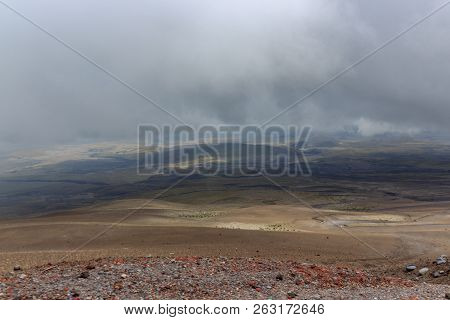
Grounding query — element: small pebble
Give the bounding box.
[405,264,416,272]
[71,290,80,298]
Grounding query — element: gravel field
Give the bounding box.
[1,257,449,300]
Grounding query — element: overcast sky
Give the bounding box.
[0,0,449,150]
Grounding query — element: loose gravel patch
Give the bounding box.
[0,257,448,300]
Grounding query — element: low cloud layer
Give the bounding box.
[1,0,449,150]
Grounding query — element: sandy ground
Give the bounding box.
[0,198,448,300]
[0,198,448,273]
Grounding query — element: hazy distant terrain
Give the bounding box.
[2,136,450,218]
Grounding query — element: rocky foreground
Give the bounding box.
[1,257,449,300]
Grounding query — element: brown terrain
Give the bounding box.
[0,198,449,299]
[0,141,449,299]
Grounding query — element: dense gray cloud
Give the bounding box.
[0,0,449,151]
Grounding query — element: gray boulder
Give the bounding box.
[418,267,429,275]
[405,264,416,272]
[432,271,441,278]
[436,255,447,265]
